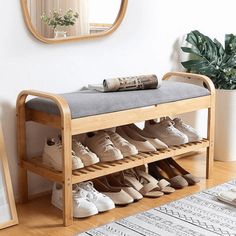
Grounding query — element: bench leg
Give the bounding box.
[17,101,29,203]
[62,128,73,226]
[206,104,215,179]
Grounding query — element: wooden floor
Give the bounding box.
[2,152,236,236]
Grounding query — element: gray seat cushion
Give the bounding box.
[26,81,210,119]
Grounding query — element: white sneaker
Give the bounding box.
[144,120,188,146]
[51,183,98,218]
[84,131,123,162]
[127,124,168,150]
[72,139,99,166]
[77,181,115,212]
[116,126,156,152]
[173,118,202,142]
[106,131,138,157]
[42,137,84,171]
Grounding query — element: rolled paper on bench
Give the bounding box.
[103,74,161,92]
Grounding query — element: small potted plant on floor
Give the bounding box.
[181,30,236,161]
[41,8,79,38]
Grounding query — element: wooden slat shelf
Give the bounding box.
[23,139,209,184]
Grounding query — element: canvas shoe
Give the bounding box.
[116,126,156,152]
[51,183,98,218]
[72,139,99,166]
[127,123,168,150]
[42,137,84,171]
[77,181,115,212]
[144,120,188,146]
[172,118,202,142]
[106,131,138,157]
[84,131,123,162]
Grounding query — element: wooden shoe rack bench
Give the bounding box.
[16,71,215,226]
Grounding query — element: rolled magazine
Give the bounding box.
[88,74,162,92]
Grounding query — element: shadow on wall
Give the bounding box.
[169,35,203,131]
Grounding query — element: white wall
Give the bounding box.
[1,0,235,199]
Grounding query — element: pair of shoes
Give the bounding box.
[218,187,236,206]
[148,158,200,189]
[42,136,99,171]
[117,125,167,153]
[122,169,164,198]
[84,130,138,162]
[43,137,84,171]
[51,181,115,218]
[92,176,135,205]
[144,117,201,146]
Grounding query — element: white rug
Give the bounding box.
[77,180,236,236]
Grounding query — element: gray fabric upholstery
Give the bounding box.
[26,81,210,119]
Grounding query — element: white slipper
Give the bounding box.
[217,190,236,206]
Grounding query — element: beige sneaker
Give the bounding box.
[42,137,84,171]
[84,131,123,162]
[116,126,156,152]
[127,124,168,150]
[144,120,188,146]
[106,131,138,157]
[72,139,99,166]
[172,118,202,142]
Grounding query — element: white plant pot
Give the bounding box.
[215,89,236,161]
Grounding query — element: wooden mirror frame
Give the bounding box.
[0,124,18,229]
[20,0,128,44]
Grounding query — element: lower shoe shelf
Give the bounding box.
[22,139,209,184]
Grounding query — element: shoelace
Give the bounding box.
[110,132,129,145]
[97,134,115,151]
[74,140,90,154]
[73,188,89,204]
[78,181,103,200]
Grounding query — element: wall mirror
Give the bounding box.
[21,0,128,43]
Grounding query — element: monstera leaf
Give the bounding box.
[181,30,236,89]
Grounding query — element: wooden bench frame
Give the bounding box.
[16,71,215,226]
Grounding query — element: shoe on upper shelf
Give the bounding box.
[127,123,168,150]
[171,117,202,142]
[42,137,84,171]
[144,120,188,146]
[51,183,98,218]
[84,131,123,162]
[93,177,134,205]
[106,130,138,157]
[116,126,156,153]
[72,139,99,166]
[76,181,115,212]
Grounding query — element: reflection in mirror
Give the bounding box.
[26,0,122,40]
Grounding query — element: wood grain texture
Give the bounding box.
[1,152,236,236]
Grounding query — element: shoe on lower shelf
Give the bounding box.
[144,119,188,146]
[76,181,115,212]
[107,130,138,157]
[84,131,123,162]
[108,172,143,201]
[72,139,99,166]
[42,137,84,171]
[92,177,134,205]
[127,123,168,150]
[51,183,98,218]
[116,126,156,153]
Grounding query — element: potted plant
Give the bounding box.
[181,30,236,161]
[41,9,79,38]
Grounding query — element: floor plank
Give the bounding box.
[2,151,236,236]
